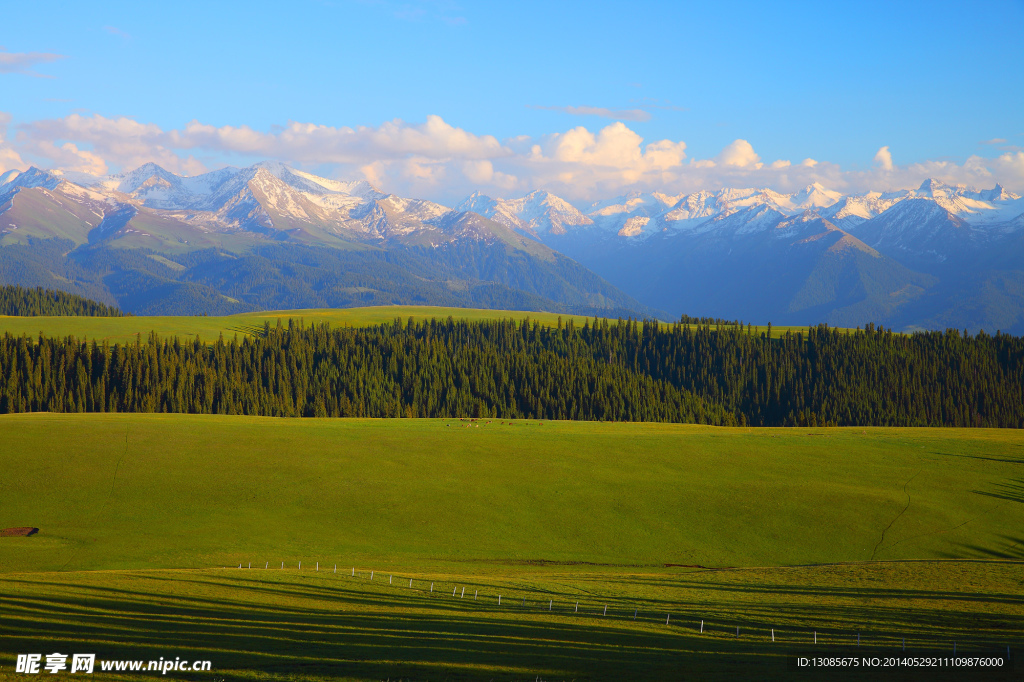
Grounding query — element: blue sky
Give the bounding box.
[2,0,1023,202]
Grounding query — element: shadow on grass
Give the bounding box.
[949,536,1024,560]
[933,450,1024,465]
[1,569,1022,681]
[974,478,1024,505]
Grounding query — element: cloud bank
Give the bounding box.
[2,112,1023,203]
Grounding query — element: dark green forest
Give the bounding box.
[1,317,1022,427]
[0,285,124,317]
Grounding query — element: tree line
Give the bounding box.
[0,285,124,317]
[0,317,1021,427]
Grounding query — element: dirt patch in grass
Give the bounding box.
[1,527,38,537]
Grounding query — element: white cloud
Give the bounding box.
[8,113,1024,202]
[167,115,506,163]
[29,140,107,175]
[104,26,132,40]
[18,113,205,176]
[0,48,65,78]
[874,145,893,171]
[0,146,26,173]
[990,151,1024,186]
[0,112,27,172]
[528,105,652,122]
[487,122,690,196]
[716,139,761,168]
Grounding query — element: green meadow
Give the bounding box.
[0,307,602,346]
[0,305,826,345]
[0,304,1014,680]
[1,413,1022,680]
[2,415,1023,571]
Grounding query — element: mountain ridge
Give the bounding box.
[3,162,1023,331]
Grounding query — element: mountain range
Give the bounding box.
[2,162,1022,332]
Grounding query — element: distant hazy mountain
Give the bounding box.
[462,179,1024,332]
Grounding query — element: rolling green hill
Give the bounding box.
[1,414,1021,680]
[2,414,1021,572]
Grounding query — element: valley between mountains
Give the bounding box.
[2,161,1022,332]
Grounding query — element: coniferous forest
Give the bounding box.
[0,285,124,317]
[1,317,1022,427]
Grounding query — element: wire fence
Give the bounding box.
[227,560,1019,662]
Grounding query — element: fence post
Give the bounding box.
[603,605,607,616]
[700,620,703,633]
[772,629,775,642]
[667,614,671,625]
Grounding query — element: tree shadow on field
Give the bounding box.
[973,478,1024,505]
[0,573,749,682]
[933,450,1024,465]
[0,570,1021,682]
[948,536,1024,560]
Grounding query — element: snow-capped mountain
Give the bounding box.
[459,179,1021,247]
[0,162,658,320]
[454,178,1023,332]
[3,161,1024,331]
[0,162,542,249]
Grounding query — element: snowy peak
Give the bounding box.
[456,189,594,237]
[0,167,64,194]
[114,162,180,194]
[915,178,948,197]
[849,197,976,262]
[790,182,843,209]
[455,191,500,218]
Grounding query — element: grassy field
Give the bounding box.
[1,414,1022,679]
[0,307,609,345]
[2,415,1023,571]
[2,562,1020,681]
[0,305,832,345]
